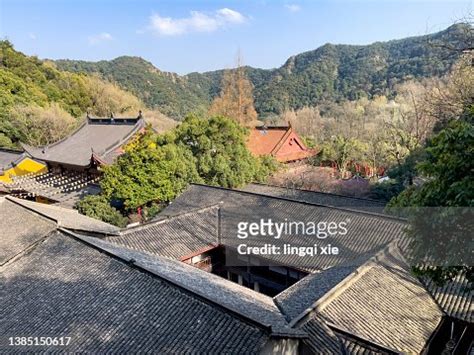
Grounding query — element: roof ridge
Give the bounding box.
[0,230,55,268]
[248,182,387,204]
[5,196,61,225]
[190,183,405,222]
[5,196,120,236]
[0,147,23,154]
[119,203,221,235]
[7,196,79,214]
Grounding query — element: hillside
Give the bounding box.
[0,41,172,148]
[55,24,472,119]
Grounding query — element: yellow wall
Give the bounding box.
[0,158,47,183]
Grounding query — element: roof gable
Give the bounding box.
[247,126,289,156]
[247,126,314,162]
[240,183,387,215]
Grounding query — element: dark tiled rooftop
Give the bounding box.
[336,332,394,355]
[6,196,119,235]
[158,184,406,272]
[314,247,443,354]
[107,206,218,260]
[0,197,55,265]
[1,231,270,353]
[300,315,343,354]
[422,273,473,323]
[275,264,362,321]
[22,117,144,167]
[240,183,387,214]
[76,232,302,336]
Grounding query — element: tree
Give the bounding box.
[164,114,278,187]
[9,103,78,146]
[209,55,258,126]
[0,133,13,148]
[317,136,367,178]
[84,75,142,117]
[388,108,474,288]
[76,195,128,227]
[101,140,202,210]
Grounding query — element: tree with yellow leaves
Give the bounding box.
[209,55,258,126]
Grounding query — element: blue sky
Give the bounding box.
[0,0,471,74]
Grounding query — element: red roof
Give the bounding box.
[247,125,315,163]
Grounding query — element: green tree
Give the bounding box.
[166,114,277,187]
[101,141,202,210]
[389,108,473,288]
[76,195,128,227]
[317,135,367,177]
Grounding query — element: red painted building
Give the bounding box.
[247,124,315,163]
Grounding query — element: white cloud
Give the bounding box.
[28,33,37,40]
[149,8,247,36]
[285,4,301,12]
[88,32,113,45]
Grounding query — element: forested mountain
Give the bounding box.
[0,41,172,148]
[55,24,472,119]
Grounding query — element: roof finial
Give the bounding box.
[138,110,143,119]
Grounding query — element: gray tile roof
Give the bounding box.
[5,196,119,235]
[0,197,56,265]
[0,148,24,172]
[158,184,406,272]
[422,273,473,323]
[22,117,144,167]
[1,231,270,353]
[75,232,303,337]
[336,332,394,355]
[107,206,218,260]
[300,315,344,354]
[240,183,387,214]
[311,247,443,354]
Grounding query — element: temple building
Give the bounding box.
[3,113,144,205]
[21,113,145,173]
[247,123,315,163]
